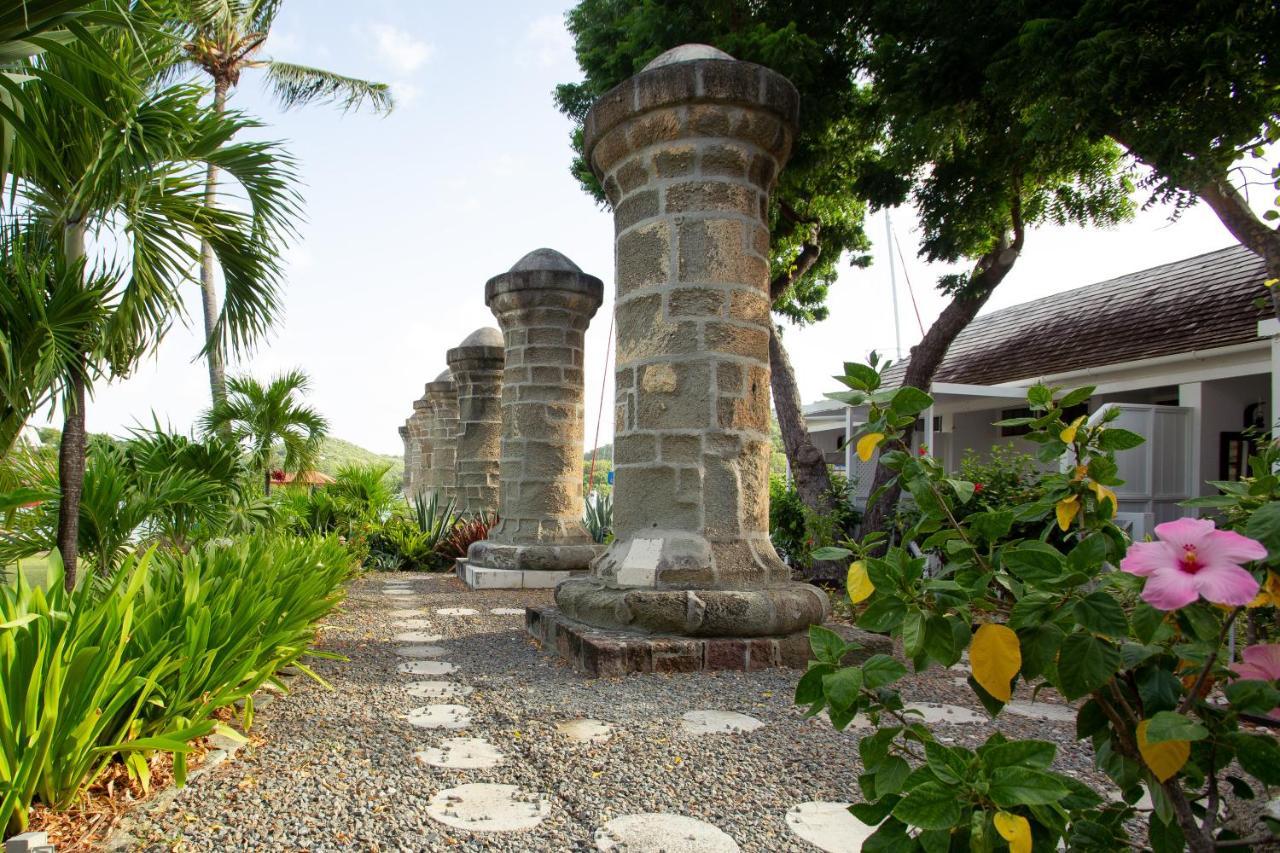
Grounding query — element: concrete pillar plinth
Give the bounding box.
[553,44,828,640]
[447,329,504,516]
[466,249,604,582]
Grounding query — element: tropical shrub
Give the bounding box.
[0,533,351,835]
[584,490,612,544]
[436,513,497,562]
[769,472,860,569]
[803,362,1280,852]
[367,493,459,572]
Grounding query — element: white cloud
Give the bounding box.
[391,80,421,107]
[370,24,433,75]
[524,14,573,69]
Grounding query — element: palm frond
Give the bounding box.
[262,60,393,114]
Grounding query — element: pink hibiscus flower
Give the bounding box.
[1120,518,1264,611]
[1230,644,1280,720]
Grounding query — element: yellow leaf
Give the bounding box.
[1248,571,1280,608]
[1055,495,1079,532]
[994,812,1032,853]
[1060,415,1086,444]
[856,432,885,462]
[1089,481,1118,515]
[847,560,875,604]
[1137,719,1189,782]
[1266,277,1279,288]
[970,623,1021,702]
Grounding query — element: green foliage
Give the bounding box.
[769,472,862,568]
[0,533,351,835]
[314,436,403,489]
[436,513,496,563]
[803,358,1280,850]
[583,490,612,544]
[367,492,458,572]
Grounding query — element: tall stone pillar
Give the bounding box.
[446,329,504,516]
[398,424,412,496]
[422,369,459,504]
[464,249,604,588]
[551,44,828,652]
[408,395,432,498]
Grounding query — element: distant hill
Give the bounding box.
[583,443,613,462]
[314,436,404,485]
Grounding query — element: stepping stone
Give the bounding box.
[491,608,524,616]
[396,644,448,659]
[398,660,457,676]
[680,710,764,736]
[903,703,985,725]
[394,631,444,643]
[556,719,614,744]
[406,680,473,701]
[595,813,739,852]
[426,783,550,832]
[785,802,877,852]
[436,607,479,616]
[407,704,472,730]
[416,737,504,769]
[391,609,425,618]
[396,619,436,630]
[1003,700,1076,724]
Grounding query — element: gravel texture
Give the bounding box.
[122,572,1113,851]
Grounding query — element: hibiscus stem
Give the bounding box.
[1178,607,1243,716]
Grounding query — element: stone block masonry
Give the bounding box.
[447,329,504,516]
[422,369,459,505]
[554,44,828,639]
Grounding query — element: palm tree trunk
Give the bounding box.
[56,220,87,590]
[201,79,230,431]
[264,465,272,496]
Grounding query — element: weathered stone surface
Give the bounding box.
[785,802,876,853]
[594,813,739,852]
[421,369,459,504]
[557,45,825,639]
[425,784,550,833]
[447,329,504,516]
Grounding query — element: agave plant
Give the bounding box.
[584,490,613,544]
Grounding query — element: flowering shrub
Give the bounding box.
[802,358,1280,852]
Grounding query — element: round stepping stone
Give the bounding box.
[394,631,445,643]
[1003,700,1077,724]
[491,607,524,616]
[785,802,877,853]
[595,813,739,852]
[556,719,614,744]
[396,644,448,659]
[426,783,550,832]
[680,710,765,735]
[436,607,479,616]
[390,609,425,618]
[416,737,504,769]
[398,660,457,676]
[406,680,473,701]
[904,702,985,725]
[396,619,436,630]
[407,704,471,730]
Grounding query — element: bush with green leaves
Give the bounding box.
[770,472,861,569]
[584,490,612,544]
[367,492,459,572]
[0,533,351,835]
[804,360,1280,852]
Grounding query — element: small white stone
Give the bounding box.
[406,680,473,701]
[396,619,435,630]
[416,737,504,769]
[785,802,877,853]
[491,607,525,616]
[398,660,457,676]
[406,704,471,730]
[595,813,739,852]
[396,644,447,659]
[1003,700,1077,724]
[556,719,614,744]
[425,783,550,832]
[680,710,764,735]
[903,703,986,725]
[394,631,444,643]
[436,607,479,616]
[390,609,425,618]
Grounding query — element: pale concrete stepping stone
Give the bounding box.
[785,802,877,852]
[416,737,504,769]
[396,619,436,630]
[396,644,448,659]
[391,609,425,618]
[556,719,614,744]
[426,783,550,832]
[407,704,471,730]
[904,702,985,725]
[1003,700,1076,724]
[436,607,479,616]
[406,680,473,701]
[680,710,764,735]
[491,607,524,616]
[595,813,739,852]
[394,631,444,643]
[398,660,457,676]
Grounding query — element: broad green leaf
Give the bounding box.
[1055,633,1121,700]
[1142,711,1208,744]
[1097,428,1145,451]
[822,667,863,712]
[809,625,846,664]
[890,386,933,417]
[1072,591,1128,638]
[988,767,1069,805]
[892,780,962,830]
[862,654,907,689]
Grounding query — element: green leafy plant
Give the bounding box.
[584,490,612,544]
[436,513,496,563]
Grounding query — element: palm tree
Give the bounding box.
[202,370,328,495]
[168,0,393,415]
[2,28,301,588]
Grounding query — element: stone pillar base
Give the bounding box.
[525,606,816,676]
[457,560,584,590]
[467,540,601,573]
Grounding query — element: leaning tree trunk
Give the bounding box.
[1195,177,1280,317]
[56,221,88,591]
[200,79,231,435]
[860,236,1022,544]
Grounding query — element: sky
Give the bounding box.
[58,0,1274,456]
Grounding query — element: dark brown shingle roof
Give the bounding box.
[882,246,1268,387]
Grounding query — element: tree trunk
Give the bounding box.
[1196,177,1280,316]
[201,79,231,433]
[860,237,1022,542]
[56,221,88,591]
[264,465,272,496]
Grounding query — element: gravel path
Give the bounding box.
[122,572,1108,852]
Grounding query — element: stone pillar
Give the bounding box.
[398,424,411,496]
[554,44,828,640]
[465,249,604,584]
[446,329,504,516]
[422,369,459,504]
[408,395,432,498]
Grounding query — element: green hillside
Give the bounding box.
[314,436,404,485]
